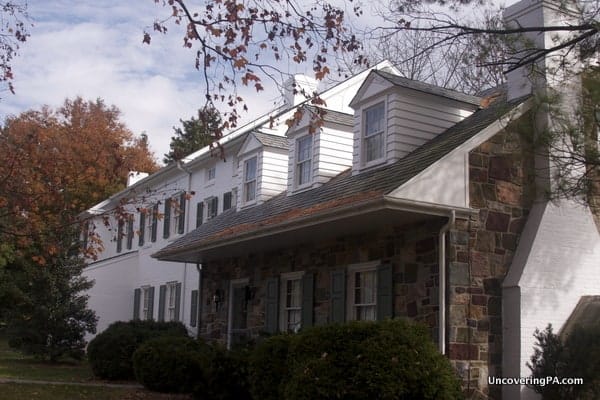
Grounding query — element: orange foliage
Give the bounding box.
[0,97,158,262]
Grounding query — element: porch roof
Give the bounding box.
[153,93,526,263]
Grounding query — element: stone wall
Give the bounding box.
[198,220,445,344]
[448,122,535,399]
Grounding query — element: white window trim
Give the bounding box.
[361,100,387,168]
[206,196,218,220]
[206,166,216,182]
[346,261,379,321]
[242,156,258,206]
[166,281,178,322]
[295,135,313,190]
[170,197,181,236]
[142,286,152,321]
[279,271,305,333]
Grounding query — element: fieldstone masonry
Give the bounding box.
[448,123,535,399]
[197,121,534,400]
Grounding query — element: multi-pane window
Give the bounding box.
[280,272,303,333]
[363,102,385,163]
[166,282,177,321]
[207,166,216,181]
[296,135,312,187]
[207,197,218,219]
[146,207,154,243]
[223,191,233,211]
[142,287,152,320]
[244,157,257,203]
[350,268,377,321]
[126,215,134,250]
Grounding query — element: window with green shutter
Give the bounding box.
[138,211,145,246]
[190,290,199,327]
[163,198,171,239]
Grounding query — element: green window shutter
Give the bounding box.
[126,216,134,250]
[147,286,155,320]
[174,283,182,321]
[196,202,204,228]
[301,273,314,329]
[151,204,158,242]
[377,264,394,321]
[158,285,166,322]
[178,193,186,234]
[264,277,279,334]
[133,288,141,320]
[190,290,198,327]
[330,269,346,324]
[163,198,171,239]
[138,212,145,246]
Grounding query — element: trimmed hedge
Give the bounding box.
[249,334,295,400]
[283,319,462,400]
[87,320,189,380]
[133,336,205,393]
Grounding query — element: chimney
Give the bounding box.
[503,0,581,101]
[284,74,319,107]
[127,171,149,187]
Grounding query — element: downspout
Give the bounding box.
[176,161,193,326]
[439,210,455,354]
[196,263,203,339]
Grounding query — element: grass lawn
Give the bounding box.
[0,337,192,399]
[0,336,94,382]
[1,383,192,400]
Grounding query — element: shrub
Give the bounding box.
[283,319,462,400]
[193,344,252,400]
[249,334,296,400]
[529,323,600,399]
[133,336,205,393]
[87,320,189,380]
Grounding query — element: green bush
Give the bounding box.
[283,319,462,400]
[133,336,205,393]
[529,323,600,399]
[193,344,252,400]
[87,320,189,380]
[249,334,296,400]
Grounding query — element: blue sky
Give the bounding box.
[0,1,286,162]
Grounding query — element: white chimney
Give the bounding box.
[503,0,581,101]
[283,74,319,107]
[127,171,149,187]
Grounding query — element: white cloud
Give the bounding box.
[0,0,281,163]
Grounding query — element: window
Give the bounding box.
[207,197,218,219]
[145,206,154,243]
[223,191,233,211]
[363,102,385,163]
[149,204,158,242]
[116,218,124,253]
[350,268,377,321]
[296,135,312,187]
[126,214,134,250]
[142,286,152,320]
[207,166,216,181]
[196,202,204,228]
[166,282,178,321]
[280,272,303,333]
[243,156,257,203]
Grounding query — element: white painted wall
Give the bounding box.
[503,201,600,400]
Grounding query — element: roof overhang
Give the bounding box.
[154,196,476,264]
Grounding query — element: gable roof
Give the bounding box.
[153,93,528,263]
[253,131,289,149]
[350,70,482,108]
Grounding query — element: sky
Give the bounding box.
[0,1,287,163]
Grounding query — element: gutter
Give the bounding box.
[155,194,476,262]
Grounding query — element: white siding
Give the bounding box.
[260,148,288,201]
[314,126,353,184]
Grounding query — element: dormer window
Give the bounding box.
[296,135,312,187]
[363,102,385,164]
[243,156,257,203]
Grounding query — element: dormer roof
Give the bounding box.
[349,70,481,109]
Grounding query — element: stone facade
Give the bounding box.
[197,120,535,400]
[448,122,535,399]
[199,220,445,343]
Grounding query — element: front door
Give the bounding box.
[228,280,248,348]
